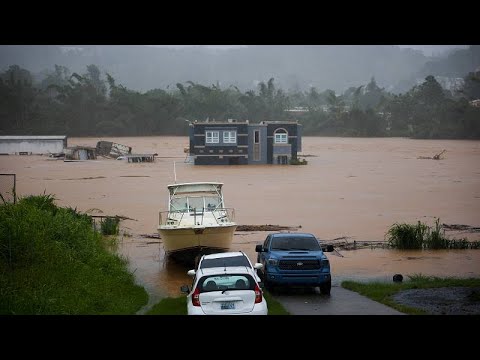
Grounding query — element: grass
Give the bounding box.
[0,194,148,314]
[386,218,480,249]
[146,289,290,315]
[147,296,188,315]
[342,274,480,315]
[263,290,290,315]
[100,216,120,235]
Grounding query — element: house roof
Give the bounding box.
[0,136,67,140]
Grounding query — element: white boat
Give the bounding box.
[158,182,237,258]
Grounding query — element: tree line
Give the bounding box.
[0,64,479,138]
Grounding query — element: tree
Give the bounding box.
[0,66,37,132]
[458,71,480,100]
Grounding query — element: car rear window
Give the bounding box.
[200,255,250,268]
[199,274,255,292]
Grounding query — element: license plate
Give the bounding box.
[221,302,235,310]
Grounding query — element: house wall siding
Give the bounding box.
[266,123,299,164]
[192,123,249,165]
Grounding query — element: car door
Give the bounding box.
[257,235,271,265]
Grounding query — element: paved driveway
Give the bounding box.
[271,285,404,315]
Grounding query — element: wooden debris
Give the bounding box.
[418,149,446,160]
[322,238,387,250]
[442,224,480,232]
[235,224,301,231]
[141,233,161,239]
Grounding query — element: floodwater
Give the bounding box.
[2,136,480,307]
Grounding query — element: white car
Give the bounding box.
[180,266,268,315]
[190,251,264,285]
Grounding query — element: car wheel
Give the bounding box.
[320,280,331,295]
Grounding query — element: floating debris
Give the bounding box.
[96,141,132,158]
[117,154,157,163]
[418,149,446,160]
[236,224,301,231]
[141,233,161,239]
[442,223,480,232]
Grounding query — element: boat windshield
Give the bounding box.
[270,236,321,251]
[170,195,222,212]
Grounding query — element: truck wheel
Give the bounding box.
[320,280,331,295]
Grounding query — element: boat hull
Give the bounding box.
[158,224,237,255]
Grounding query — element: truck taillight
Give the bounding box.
[254,284,263,304]
[192,287,201,307]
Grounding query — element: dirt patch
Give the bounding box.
[392,287,480,315]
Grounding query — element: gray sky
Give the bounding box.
[149,45,469,56]
[397,45,469,55]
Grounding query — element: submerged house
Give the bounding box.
[64,146,96,161]
[189,120,302,165]
[96,141,132,158]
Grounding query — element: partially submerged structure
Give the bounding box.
[0,135,67,155]
[118,154,156,163]
[64,146,97,161]
[96,141,132,158]
[188,120,302,165]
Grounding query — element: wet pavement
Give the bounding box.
[271,285,404,315]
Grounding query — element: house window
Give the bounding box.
[253,130,261,161]
[254,130,260,144]
[223,130,237,144]
[274,128,288,144]
[206,131,220,144]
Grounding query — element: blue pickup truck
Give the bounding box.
[255,232,333,294]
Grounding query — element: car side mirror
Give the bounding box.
[255,245,264,252]
[180,285,190,294]
[187,269,196,276]
[254,263,263,270]
[322,244,334,252]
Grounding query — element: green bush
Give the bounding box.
[289,158,308,165]
[425,218,447,249]
[100,217,120,235]
[386,218,480,250]
[386,221,428,249]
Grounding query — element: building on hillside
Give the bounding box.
[470,99,480,108]
[188,119,302,165]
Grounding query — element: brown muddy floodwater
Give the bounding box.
[2,136,480,308]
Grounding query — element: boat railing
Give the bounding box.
[211,207,235,225]
[159,208,235,226]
